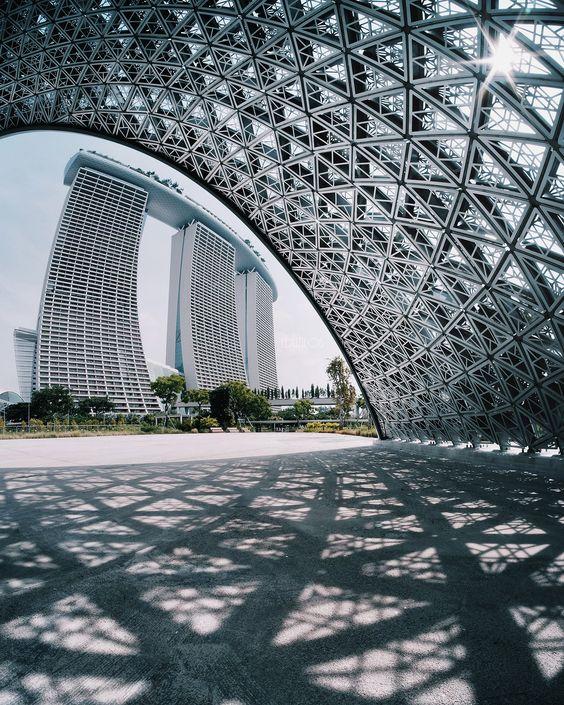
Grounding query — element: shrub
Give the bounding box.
[140,423,180,434]
[337,426,378,438]
[196,416,219,432]
[167,418,192,432]
[303,422,377,437]
[28,418,43,431]
[305,422,340,433]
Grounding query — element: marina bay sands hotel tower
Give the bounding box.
[15,151,277,413]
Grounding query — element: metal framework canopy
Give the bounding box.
[1,1,563,449]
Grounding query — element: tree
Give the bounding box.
[210,381,272,427]
[326,357,357,427]
[182,388,209,417]
[150,374,185,423]
[356,395,366,418]
[77,396,115,417]
[315,385,320,398]
[224,380,253,421]
[209,380,248,428]
[209,385,233,428]
[5,403,29,423]
[326,383,331,397]
[310,383,315,398]
[293,398,313,420]
[278,407,297,420]
[31,386,75,421]
[246,393,271,421]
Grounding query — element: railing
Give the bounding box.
[250,418,371,432]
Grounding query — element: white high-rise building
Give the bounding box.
[166,222,248,389]
[166,220,278,392]
[235,271,278,391]
[13,328,37,402]
[35,163,159,414]
[17,150,278,409]
[146,360,179,382]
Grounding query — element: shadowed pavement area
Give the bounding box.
[0,441,562,704]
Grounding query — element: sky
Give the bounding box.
[0,131,341,394]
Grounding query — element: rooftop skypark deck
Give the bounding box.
[64,150,278,300]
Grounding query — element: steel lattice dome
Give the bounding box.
[1,0,563,448]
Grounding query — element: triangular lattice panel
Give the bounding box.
[0,0,562,449]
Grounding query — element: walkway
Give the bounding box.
[0,440,562,704]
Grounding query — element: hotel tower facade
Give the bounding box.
[166,222,278,391]
[35,161,159,414]
[235,270,278,391]
[15,151,277,410]
[166,222,248,390]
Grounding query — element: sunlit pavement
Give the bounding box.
[0,439,562,705]
[0,431,373,468]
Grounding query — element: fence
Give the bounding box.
[250,418,371,432]
[2,422,143,435]
[1,417,371,436]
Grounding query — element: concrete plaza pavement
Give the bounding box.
[0,431,374,468]
[0,435,562,704]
